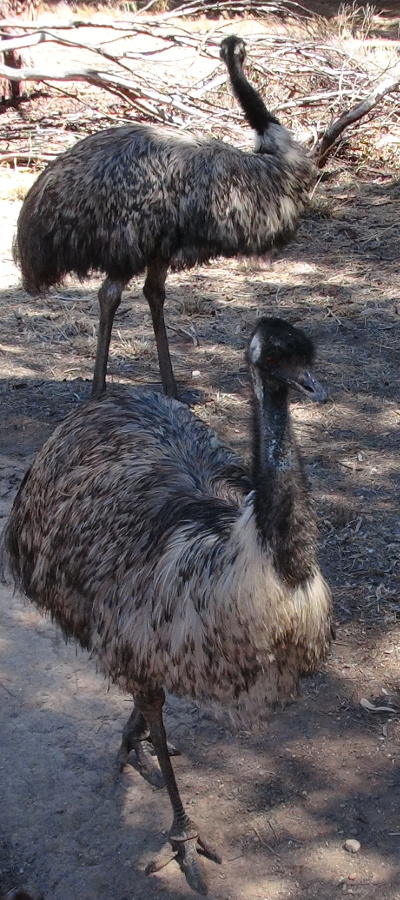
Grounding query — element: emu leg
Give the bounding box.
[143,261,178,399]
[116,705,164,788]
[117,704,180,783]
[136,688,221,896]
[92,277,126,397]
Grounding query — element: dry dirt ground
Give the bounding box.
[1,6,400,900]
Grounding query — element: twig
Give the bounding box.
[251,826,281,858]
[0,679,15,696]
[0,152,57,162]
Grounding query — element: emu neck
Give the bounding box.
[252,384,317,586]
[226,55,279,137]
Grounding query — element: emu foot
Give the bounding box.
[118,738,164,789]
[117,731,180,788]
[145,820,222,895]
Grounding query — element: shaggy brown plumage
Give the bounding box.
[3,317,332,895]
[14,36,314,399]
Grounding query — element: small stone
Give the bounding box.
[344,839,361,854]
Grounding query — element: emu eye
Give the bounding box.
[264,356,278,365]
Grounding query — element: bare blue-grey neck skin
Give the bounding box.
[247,319,326,586]
[220,35,280,139]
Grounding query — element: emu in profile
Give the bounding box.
[3,317,332,895]
[14,36,313,399]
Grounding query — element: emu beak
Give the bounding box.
[270,365,328,403]
[293,369,327,403]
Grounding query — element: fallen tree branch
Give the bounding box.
[0,151,57,162]
[315,72,400,166]
[0,61,168,115]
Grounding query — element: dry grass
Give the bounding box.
[0,169,36,201]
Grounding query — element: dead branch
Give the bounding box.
[0,151,57,162]
[315,73,400,166]
[0,61,174,117]
[0,1,292,32]
[2,9,400,172]
[0,59,236,128]
[0,30,137,74]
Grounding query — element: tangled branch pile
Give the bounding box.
[1,1,400,167]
